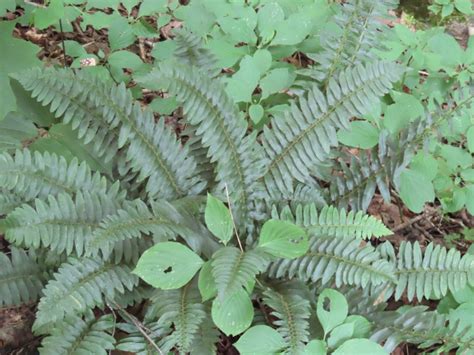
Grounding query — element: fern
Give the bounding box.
[262,61,404,197]
[311,0,397,82]
[39,312,116,355]
[146,284,207,353]
[3,192,120,256]
[268,236,395,288]
[392,241,474,301]
[15,68,205,200]
[0,149,117,201]
[34,258,138,329]
[0,190,22,215]
[138,64,266,232]
[263,283,311,354]
[0,247,47,307]
[116,322,168,355]
[211,247,268,299]
[272,204,392,239]
[370,306,474,354]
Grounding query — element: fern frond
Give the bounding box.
[268,237,395,288]
[15,68,205,200]
[139,64,266,233]
[174,28,220,77]
[272,204,391,239]
[370,306,474,353]
[0,190,22,215]
[39,312,116,355]
[4,192,120,256]
[190,318,219,355]
[0,247,47,307]
[211,247,268,299]
[263,283,311,354]
[0,149,117,202]
[116,322,168,355]
[87,199,217,260]
[34,258,138,329]
[262,61,404,196]
[393,241,474,301]
[311,0,397,82]
[147,284,207,354]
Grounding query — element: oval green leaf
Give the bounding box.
[205,193,234,245]
[234,325,286,355]
[257,219,308,259]
[211,288,254,336]
[198,260,217,302]
[317,289,348,336]
[333,339,387,355]
[133,242,203,290]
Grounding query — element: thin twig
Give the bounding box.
[59,20,67,67]
[224,183,244,252]
[109,300,164,355]
[392,210,438,233]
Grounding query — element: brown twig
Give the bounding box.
[224,183,244,252]
[391,210,439,233]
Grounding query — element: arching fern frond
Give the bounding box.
[4,192,120,256]
[262,283,311,354]
[87,199,218,260]
[0,149,117,202]
[211,247,268,299]
[311,0,397,82]
[138,64,267,233]
[262,61,404,197]
[370,306,474,354]
[271,204,391,239]
[39,312,116,355]
[146,284,207,354]
[268,237,395,288]
[34,258,138,330]
[116,322,168,355]
[392,241,474,301]
[15,68,205,200]
[0,190,22,215]
[0,247,47,307]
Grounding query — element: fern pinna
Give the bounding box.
[1,0,474,353]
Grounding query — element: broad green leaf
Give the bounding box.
[317,289,348,336]
[151,40,177,61]
[272,12,312,46]
[139,0,168,17]
[410,152,438,181]
[258,220,308,259]
[302,340,327,355]
[198,261,217,302]
[85,0,120,9]
[249,104,265,125]
[257,2,285,34]
[467,126,474,153]
[333,339,387,355]
[441,3,454,17]
[33,0,64,29]
[121,0,140,13]
[226,55,260,103]
[133,242,204,290]
[466,185,474,215]
[327,323,354,349]
[0,22,41,120]
[337,121,379,149]
[234,325,286,355]
[109,17,136,51]
[0,0,15,16]
[260,68,293,99]
[399,168,435,213]
[449,303,474,337]
[439,144,472,170]
[108,51,144,70]
[455,0,473,14]
[384,92,424,134]
[451,285,474,304]
[0,112,37,153]
[427,33,464,69]
[150,97,179,115]
[218,17,257,45]
[253,49,272,75]
[174,3,215,36]
[344,315,372,339]
[207,39,246,68]
[205,194,234,245]
[211,288,254,336]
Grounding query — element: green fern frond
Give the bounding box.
[146,284,207,354]
[190,318,219,355]
[15,68,205,200]
[3,192,120,256]
[34,258,138,330]
[138,64,266,232]
[393,241,474,301]
[263,284,311,354]
[0,149,117,202]
[115,322,168,355]
[0,190,22,215]
[268,237,395,287]
[370,306,474,354]
[262,61,404,196]
[0,247,47,307]
[211,247,268,299]
[39,312,116,355]
[311,0,397,82]
[87,199,217,260]
[174,28,220,77]
[272,204,391,239]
